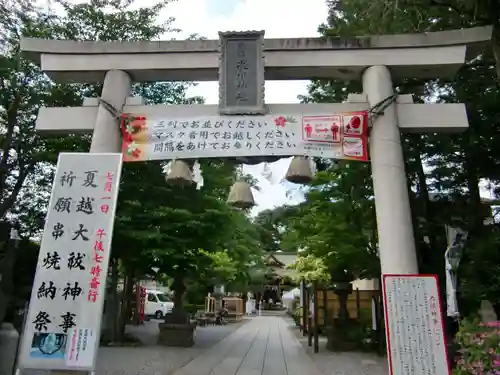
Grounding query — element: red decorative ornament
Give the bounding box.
[274,116,287,127]
[132,148,141,158]
[350,116,361,129]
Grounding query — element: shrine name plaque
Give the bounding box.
[218,31,265,115]
[382,274,450,375]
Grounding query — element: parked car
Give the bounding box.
[144,290,174,319]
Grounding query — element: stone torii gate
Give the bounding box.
[21,27,489,278]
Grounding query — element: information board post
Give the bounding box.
[382,274,451,375]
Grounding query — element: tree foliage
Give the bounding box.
[283,162,380,281]
[253,206,299,252]
[293,0,500,315]
[0,0,264,328]
[346,0,500,77]
[288,254,330,284]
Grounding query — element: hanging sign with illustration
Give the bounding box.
[120,111,369,162]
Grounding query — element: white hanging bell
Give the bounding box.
[285,156,313,184]
[166,160,193,186]
[227,180,255,209]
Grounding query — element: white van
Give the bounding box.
[144,290,174,319]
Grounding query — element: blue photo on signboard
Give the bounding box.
[29,332,67,359]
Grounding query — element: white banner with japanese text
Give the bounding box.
[120,112,369,162]
[382,275,450,375]
[18,153,122,371]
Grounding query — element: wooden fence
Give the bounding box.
[315,289,379,325]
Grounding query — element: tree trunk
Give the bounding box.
[415,151,433,238]
[162,274,190,325]
[464,140,483,234]
[414,149,445,272]
[491,9,500,80]
[172,274,186,311]
[100,259,119,343]
[116,267,134,342]
[0,237,17,325]
[104,259,119,342]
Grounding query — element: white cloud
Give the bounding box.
[166,0,327,39]
[244,158,307,216]
[165,0,328,104]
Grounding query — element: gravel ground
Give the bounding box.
[23,319,247,375]
[286,317,389,375]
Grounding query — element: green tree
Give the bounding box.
[311,0,500,315]
[356,0,500,77]
[254,205,300,252]
[182,211,265,303]
[0,0,88,325]
[282,162,380,282]
[288,254,330,284]
[0,0,206,330]
[220,210,266,291]
[0,0,86,226]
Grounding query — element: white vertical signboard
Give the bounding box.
[382,275,451,375]
[18,153,122,371]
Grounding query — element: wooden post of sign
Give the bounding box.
[308,284,313,347]
[323,289,328,327]
[313,281,319,353]
[302,282,308,336]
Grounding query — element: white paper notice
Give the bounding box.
[65,328,96,368]
[383,275,450,375]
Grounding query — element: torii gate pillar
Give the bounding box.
[364,65,418,274]
[90,70,131,153]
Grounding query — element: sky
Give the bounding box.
[157,0,330,214]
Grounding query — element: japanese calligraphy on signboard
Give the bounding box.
[120,112,369,162]
[19,153,122,371]
[382,275,450,375]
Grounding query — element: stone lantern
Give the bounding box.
[326,268,357,351]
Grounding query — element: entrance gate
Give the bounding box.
[17,26,490,374]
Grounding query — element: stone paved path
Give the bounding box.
[172,316,323,375]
